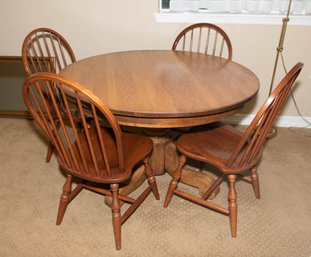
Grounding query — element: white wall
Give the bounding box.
[1,0,310,122]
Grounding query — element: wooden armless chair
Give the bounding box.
[23,72,160,250]
[22,28,76,163]
[163,63,303,237]
[172,23,233,60]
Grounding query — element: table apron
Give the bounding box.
[115,109,238,128]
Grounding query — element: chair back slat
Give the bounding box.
[29,82,68,164]
[76,94,100,176]
[23,72,125,180]
[227,63,303,169]
[45,80,77,168]
[28,40,45,73]
[182,35,186,51]
[212,32,218,56]
[57,37,69,67]
[204,28,211,54]
[92,104,112,177]
[22,28,76,76]
[39,32,54,72]
[190,29,194,51]
[219,37,225,57]
[58,85,84,172]
[48,34,63,72]
[197,27,202,52]
[172,23,233,60]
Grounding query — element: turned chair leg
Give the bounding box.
[110,184,121,250]
[250,166,260,199]
[228,175,237,238]
[56,175,72,225]
[144,158,160,200]
[45,141,54,163]
[163,155,186,208]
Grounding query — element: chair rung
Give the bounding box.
[174,189,229,215]
[83,184,136,203]
[68,183,84,202]
[240,175,252,183]
[121,186,152,224]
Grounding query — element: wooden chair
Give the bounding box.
[163,62,303,237]
[22,27,76,162]
[23,72,160,250]
[172,23,233,60]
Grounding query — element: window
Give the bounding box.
[156,0,311,25]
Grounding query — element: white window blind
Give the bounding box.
[160,0,311,14]
[157,0,311,24]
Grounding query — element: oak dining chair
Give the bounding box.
[23,72,160,250]
[163,62,303,237]
[172,23,233,60]
[22,27,76,162]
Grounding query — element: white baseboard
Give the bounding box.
[224,114,311,128]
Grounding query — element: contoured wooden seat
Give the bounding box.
[163,62,303,237]
[23,72,160,250]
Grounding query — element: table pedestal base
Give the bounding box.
[149,136,171,175]
[105,130,219,206]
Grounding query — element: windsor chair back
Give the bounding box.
[172,23,232,60]
[22,27,76,75]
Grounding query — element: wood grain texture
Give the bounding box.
[60,50,259,128]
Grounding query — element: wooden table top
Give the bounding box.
[60,50,259,128]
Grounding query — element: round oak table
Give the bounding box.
[60,50,259,199]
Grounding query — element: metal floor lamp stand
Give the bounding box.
[267,0,293,139]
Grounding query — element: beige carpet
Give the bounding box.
[1,118,311,257]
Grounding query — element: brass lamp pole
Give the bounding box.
[267,0,293,138]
